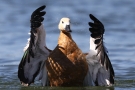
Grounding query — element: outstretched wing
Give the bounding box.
[29,5,46,58]
[89,14,114,85]
[18,5,46,86]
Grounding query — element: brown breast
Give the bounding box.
[46,31,88,86]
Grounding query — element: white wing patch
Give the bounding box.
[23,38,30,52]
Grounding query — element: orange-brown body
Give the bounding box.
[46,31,88,86]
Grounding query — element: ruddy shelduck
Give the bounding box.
[46,18,88,87]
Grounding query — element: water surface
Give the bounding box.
[0,0,135,90]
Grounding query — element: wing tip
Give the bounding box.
[38,5,46,10]
[89,14,98,22]
[88,14,105,37]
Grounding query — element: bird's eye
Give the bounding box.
[62,21,64,23]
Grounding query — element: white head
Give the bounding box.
[58,17,72,32]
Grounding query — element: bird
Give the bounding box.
[46,18,88,87]
[83,14,114,86]
[18,5,51,86]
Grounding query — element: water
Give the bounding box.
[0,0,135,90]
